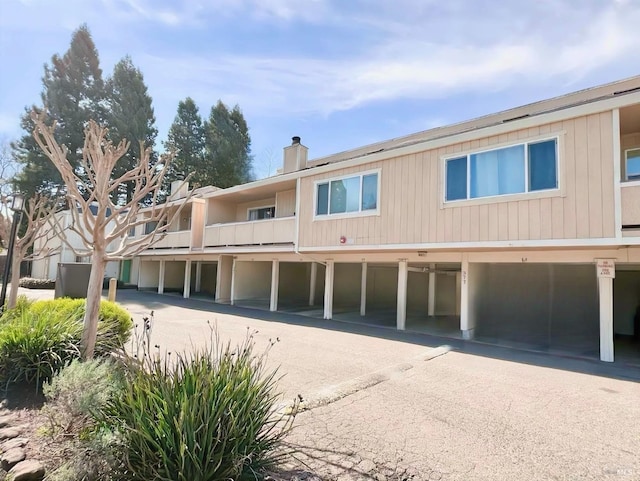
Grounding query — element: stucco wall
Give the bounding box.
[278,262,309,304]
[139,260,160,289]
[234,261,271,300]
[164,261,185,290]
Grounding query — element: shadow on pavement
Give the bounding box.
[116,290,640,383]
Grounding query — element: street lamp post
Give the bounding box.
[0,194,25,310]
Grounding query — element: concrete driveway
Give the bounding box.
[17,288,640,480]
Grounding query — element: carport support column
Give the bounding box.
[460,256,475,340]
[598,275,615,363]
[309,262,317,306]
[230,258,237,305]
[360,262,367,316]
[397,260,408,330]
[323,260,334,320]
[270,259,279,312]
[195,261,202,293]
[183,260,192,299]
[428,263,436,317]
[158,260,165,295]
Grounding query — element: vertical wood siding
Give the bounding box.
[299,112,615,247]
[275,189,296,217]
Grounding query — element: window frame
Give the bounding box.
[624,148,640,181]
[443,135,561,205]
[247,204,276,221]
[313,169,381,220]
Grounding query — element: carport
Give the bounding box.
[231,260,272,310]
[160,260,187,296]
[405,263,461,338]
[278,262,324,313]
[325,261,461,336]
[613,266,640,364]
[191,261,217,299]
[137,259,160,291]
[471,263,600,358]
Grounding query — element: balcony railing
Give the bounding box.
[204,217,295,247]
[150,230,191,249]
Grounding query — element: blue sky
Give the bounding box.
[1,0,639,179]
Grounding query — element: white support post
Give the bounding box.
[428,263,436,317]
[360,262,368,317]
[460,256,475,340]
[596,259,615,362]
[215,258,223,301]
[599,276,615,362]
[323,260,334,320]
[455,271,462,316]
[309,262,317,306]
[230,258,236,305]
[183,260,192,299]
[270,259,279,312]
[158,260,165,295]
[397,260,408,330]
[195,261,202,293]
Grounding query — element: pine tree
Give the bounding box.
[204,101,253,189]
[163,98,206,190]
[106,56,157,203]
[13,24,105,198]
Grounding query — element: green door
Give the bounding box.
[120,260,132,283]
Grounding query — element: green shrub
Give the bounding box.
[0,298,133,385]
[18,277,56,289]
[100,334,295,481]
[46,427,124,481]
[95,300,134,355]
[43,359,123,434]
[43,360,125,481]
[0,305,82,385]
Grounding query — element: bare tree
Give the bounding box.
[0,136,18,201]
[32,113,191,359]
[0,195,60,308]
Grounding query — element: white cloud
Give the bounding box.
[98,0,330,26]
[137,1,640,120]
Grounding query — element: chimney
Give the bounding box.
[283,136,308,174]
[170,180,189,199]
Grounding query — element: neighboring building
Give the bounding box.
[31,204,121,281]
[123,76,640,363]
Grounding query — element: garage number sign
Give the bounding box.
[595,259,615,279]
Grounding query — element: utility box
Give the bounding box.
[55,263,91,299]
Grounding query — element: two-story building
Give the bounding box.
[126,76,640,363]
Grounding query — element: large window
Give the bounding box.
[315,171,379,217]
[446,138,558,202]
[625,148,640,181]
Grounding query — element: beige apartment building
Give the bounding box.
[121,76,640,363]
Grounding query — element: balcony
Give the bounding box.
[204,217,295,247]
[151,230,191,249]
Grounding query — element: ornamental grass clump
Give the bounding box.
[100,329,296,481]
[0,304,81,385]
[0,297,133,385]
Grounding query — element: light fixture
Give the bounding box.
[10,194,24,212]
[0,193,26,309]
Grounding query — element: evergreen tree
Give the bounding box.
[106,56,157,203]
[13,24,105,197]
[204,101,253,188]
[163,98,206,190]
